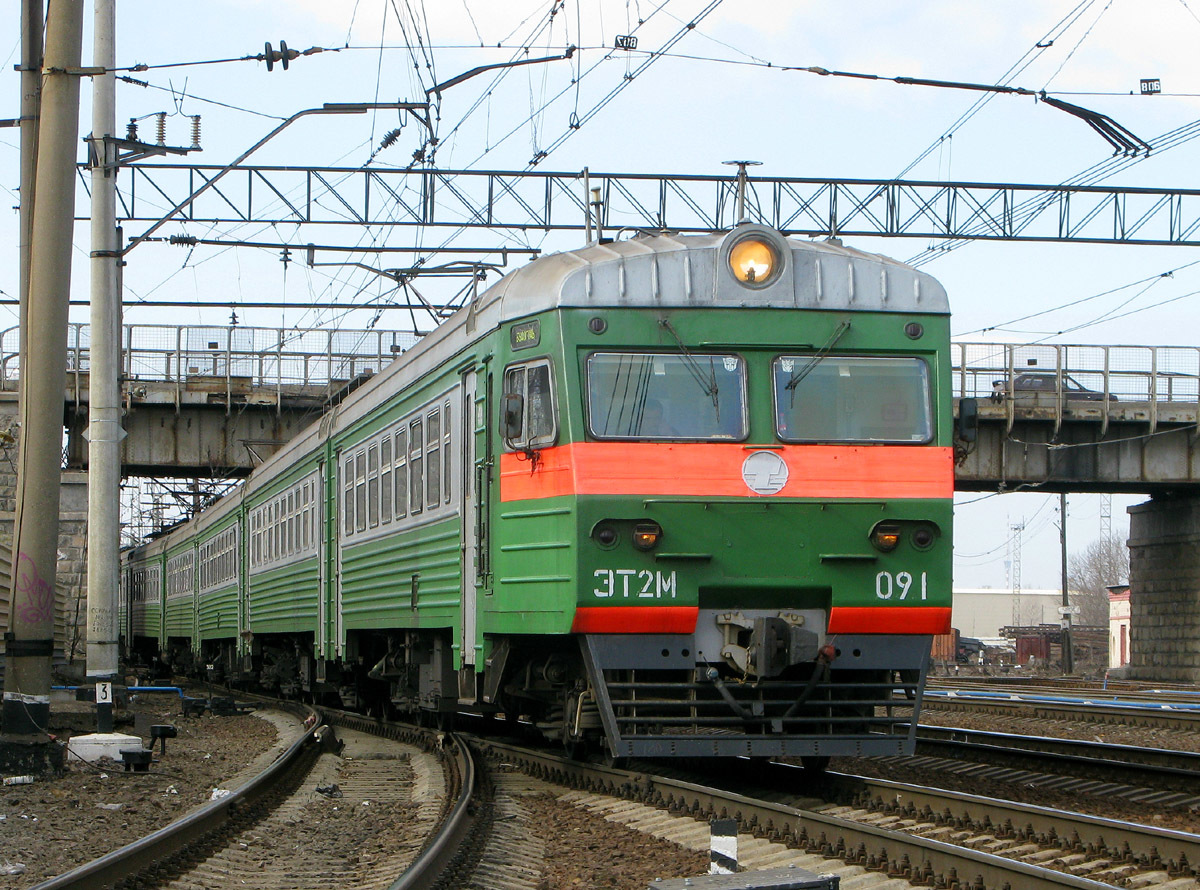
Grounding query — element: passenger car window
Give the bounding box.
[774,355,932,443]
[587,352,746,440]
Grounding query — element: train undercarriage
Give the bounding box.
[141,617,930,761]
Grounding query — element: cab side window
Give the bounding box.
[502,359,557,450]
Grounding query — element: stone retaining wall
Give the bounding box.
[1127,495,1200,683]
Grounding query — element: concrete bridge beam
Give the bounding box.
[955,401,1200,494]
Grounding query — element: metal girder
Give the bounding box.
[76,164,1200,246]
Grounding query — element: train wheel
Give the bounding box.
[563,737,589,761]
[601,744,628,770]
[801,755,830,774]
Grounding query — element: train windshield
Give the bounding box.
[774,355,932,443]
[587,352,746,440]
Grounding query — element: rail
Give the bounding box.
[480,736,1121,890]
[31,701,326,890]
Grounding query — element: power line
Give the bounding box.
[892,0,1101,180]
[953,260,1200,337]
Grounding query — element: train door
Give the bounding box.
[334,451,348,657]
[238,520,249,662]
[191,542,200,655]
[316,459,329,665]
[459,370,479,673]
[476,369,492,598]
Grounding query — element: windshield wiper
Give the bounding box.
[659,318,720,412]
[784,320,851,406]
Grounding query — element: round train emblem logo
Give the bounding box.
[741,450,789,495]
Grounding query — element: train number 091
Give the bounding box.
[874,571,928,600]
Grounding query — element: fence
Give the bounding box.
[952,342,1200,403]
[0,324,422,401]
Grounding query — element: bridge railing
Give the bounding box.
[952,342,1200,403]
[0,324,422,398]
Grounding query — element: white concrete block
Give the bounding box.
[67,733,144,764]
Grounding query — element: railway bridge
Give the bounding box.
[950,341,1200,684]
[1,327,1199,682]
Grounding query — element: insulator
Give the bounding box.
[155,112,166,146]
[264,40,297,72]
[190,115,201,150]
[168,235,198,246]
[378,127,403,151]
[126,119,138,140]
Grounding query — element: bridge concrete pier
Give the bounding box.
[1127,496,1200,683]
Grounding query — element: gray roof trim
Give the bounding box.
[480,227,948,322]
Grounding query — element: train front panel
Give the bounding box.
[488,227,953,759]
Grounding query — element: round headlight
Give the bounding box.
[729,236,779,286]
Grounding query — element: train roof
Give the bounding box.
[135,227,948,553]
[476,226,949,322]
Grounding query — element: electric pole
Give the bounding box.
[86,0,122,732]
[1060,493,1073,675]
[2,0,84,757]
[17,0,42,384]
[1009,521,1024,627]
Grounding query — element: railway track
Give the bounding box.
[30,708,472,890]
[474,737,1200,890]
[913,690,1200,734]
[35,700,1200,889]
[811,767,1200,889]
[929,677,1200,699]
[901,725,1200,808]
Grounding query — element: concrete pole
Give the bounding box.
[2,0,85,740]
[1060,493,1074,675]
[17,0,43,383]
[87,0,122,733]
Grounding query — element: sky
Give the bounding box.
[3,0,1199,591]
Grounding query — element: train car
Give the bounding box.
[123,536,166,666]
[128,223,963,761]
[194,495,242,682]
[163,537,196,670]
[244,455,324,696]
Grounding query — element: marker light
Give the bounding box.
[912,526,936,550]
[632,521,663,551]
[870,523,901,553]
[593,523,618,548]
[729,237,778,286]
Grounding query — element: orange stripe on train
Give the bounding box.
[827,606,952,635]
[571,605,700,634]
[500,442,954,501]
[570,605,950,635]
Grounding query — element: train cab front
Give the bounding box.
[493,224,953,761]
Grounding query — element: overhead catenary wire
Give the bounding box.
[93,2,1193,347]
[352,2,726,319]
[953,260,1200,337]
[1040,0,1115,92]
